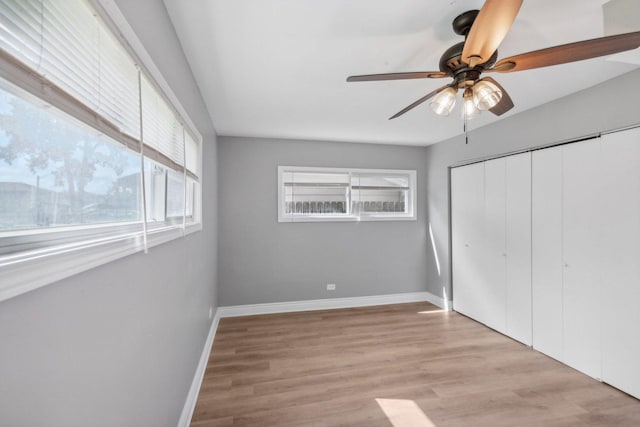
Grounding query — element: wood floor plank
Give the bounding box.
[191,302,640,426]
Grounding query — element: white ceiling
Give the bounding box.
[164,0,639,146]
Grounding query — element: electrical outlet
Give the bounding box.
[326,283,336,291]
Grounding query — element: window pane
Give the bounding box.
[166,168,184,218]
[351,173,410,214]
[186,177,195,218]
[142,161,186,223]
[143,160,166,223]
[0,84,141,232]
[283,171,349,215]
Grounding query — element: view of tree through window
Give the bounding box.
[0,86,141,232]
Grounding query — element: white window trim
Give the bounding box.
[0,1,203,303]
[277,166,417,223]
[95,0,203,228]
[0,222,204,302]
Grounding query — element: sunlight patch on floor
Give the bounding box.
[417,309,447,315]
[375,398,437,427]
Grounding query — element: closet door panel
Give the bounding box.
[452,163,485,321]
[482,158,507,333]
[601,127,640,398]
[562,139,602,379]
[506,152,532,345]
[532,147,563,361]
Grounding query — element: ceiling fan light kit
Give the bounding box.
[473,79,502,111]
[430,87,457,116]
[347,0,640,121]
[429,79,503,119]
[462,87,481,120]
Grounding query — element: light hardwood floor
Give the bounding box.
[191,302,640,426]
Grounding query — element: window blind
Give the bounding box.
[44,0,140,139]
[0,0,196,170]
[141,74,184,169]
[185,129,199,177]
[0,1,43,71]
[41,0,100,111]
[96,18,140,139]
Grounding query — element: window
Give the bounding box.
[0,84,142,232]
[0,0,202,301]
[278,166,417,222]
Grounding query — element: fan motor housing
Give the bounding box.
[439,42,467,73]
[452,10,479,36]
[440,9,498,84]
[438,41,498,82]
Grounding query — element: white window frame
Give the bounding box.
[0,0,203,302]
[277,166,417,223]
[98,0,203,233]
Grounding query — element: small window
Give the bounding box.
[278,166,417,222]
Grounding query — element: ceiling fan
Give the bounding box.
[346,0,640,120]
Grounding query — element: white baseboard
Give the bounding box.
[423,291,451,311]
[218,291,452,318]
[177,310,221,427]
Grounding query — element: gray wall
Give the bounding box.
[218,137,429,306]
[0,1,218,427]
[425,69,640,303]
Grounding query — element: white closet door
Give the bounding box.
[532,146,563,361]
[482,158,507,333]
[452,162,485,320]
[506,152,532,345]
[562,139,602,379]
[601,127,640,398]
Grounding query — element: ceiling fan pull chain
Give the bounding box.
[464,118,469,145]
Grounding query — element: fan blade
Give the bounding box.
[481,77,514,116]
[491,31,640,73]
[347,71,448,82]
[462,0,523,68]
[389,84,453,120]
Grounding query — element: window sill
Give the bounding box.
[278,215,417,223]
[0,221,201,303]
